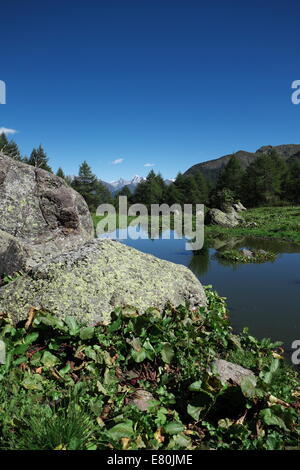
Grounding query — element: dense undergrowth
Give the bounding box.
[0,287,299,450]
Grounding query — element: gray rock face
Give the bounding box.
[205,207,243,228]
[0,239,207,325]
[212,359,256,386]
[233,202,247,212]
[0,153,94,275]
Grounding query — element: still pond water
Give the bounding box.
[100,228,300,361]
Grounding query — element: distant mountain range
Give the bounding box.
[102,175,145,194]
[100,144,300,193]
[101,175,175,194]
[184,144,300,183]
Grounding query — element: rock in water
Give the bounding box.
[240,248,253,259]
[0,153,94,275]
[0,239,207,325]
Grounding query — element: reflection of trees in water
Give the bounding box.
[188,244,210,276]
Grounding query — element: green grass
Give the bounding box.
[205,206,300,245]
[215,248,276,264]
[0,288,299,450]
[93,206,300,245]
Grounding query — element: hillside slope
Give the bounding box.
[184,144,300,183]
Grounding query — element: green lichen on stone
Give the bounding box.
[0,240,207,325]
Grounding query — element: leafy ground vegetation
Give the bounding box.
[0,287,299,450]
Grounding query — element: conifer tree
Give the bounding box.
[28,145,52,172]
[72,161,112,212]
[6,141,22,160]
[56,167,66,180]
[216,155,244,198]
[165,183,182,205]
[194,171,209,204]
[284,159,300,203]
[241,151,287,206]
[133,170,165,207]
[0,132,9,152]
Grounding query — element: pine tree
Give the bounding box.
[0,132,9,152]
[133,170,165,207]
[56,167,66,180]
[72,161,112,212]
[0,134,22,161]
[117,184,132,198]
[284,160,300,203]
[6,141,22,160]
[115,185,132,206]
[216,155,244,198]
[165,183,182,205]
[28,145,52,172]
[241,151,286,206]
[174,173,203,205]
[133,180,148,205]
[194,171,209,204]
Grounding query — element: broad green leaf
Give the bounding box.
[240,375,257,398]
[108,317,122,333]
[24,332,39,345]
[38,316,66,331]
[188,380,202,392]
[164,422,185,435]
[260,408,288,431]
[107,420,134,440]
[22,374,44,391]
[270,358,280,374]
[143,339,156,360]
[187,404,203,421]
[160,343,174,364]
[79,327,95,340]
[59,363,71,375]
[168,434,191,449]
[41,351,59,368]
[64,316,80,336]
[131,348,147,363]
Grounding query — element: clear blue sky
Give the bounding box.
[1,0,300,181]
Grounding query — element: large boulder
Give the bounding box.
[0,239,207,325]
[205,207,243,228]
[0,153,94,275]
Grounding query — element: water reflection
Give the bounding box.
[98,228,300,362]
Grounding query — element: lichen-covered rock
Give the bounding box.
[0,239,207,325]
[233,201,247,212]
[205,207,243,228]
[0,153,94,275]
